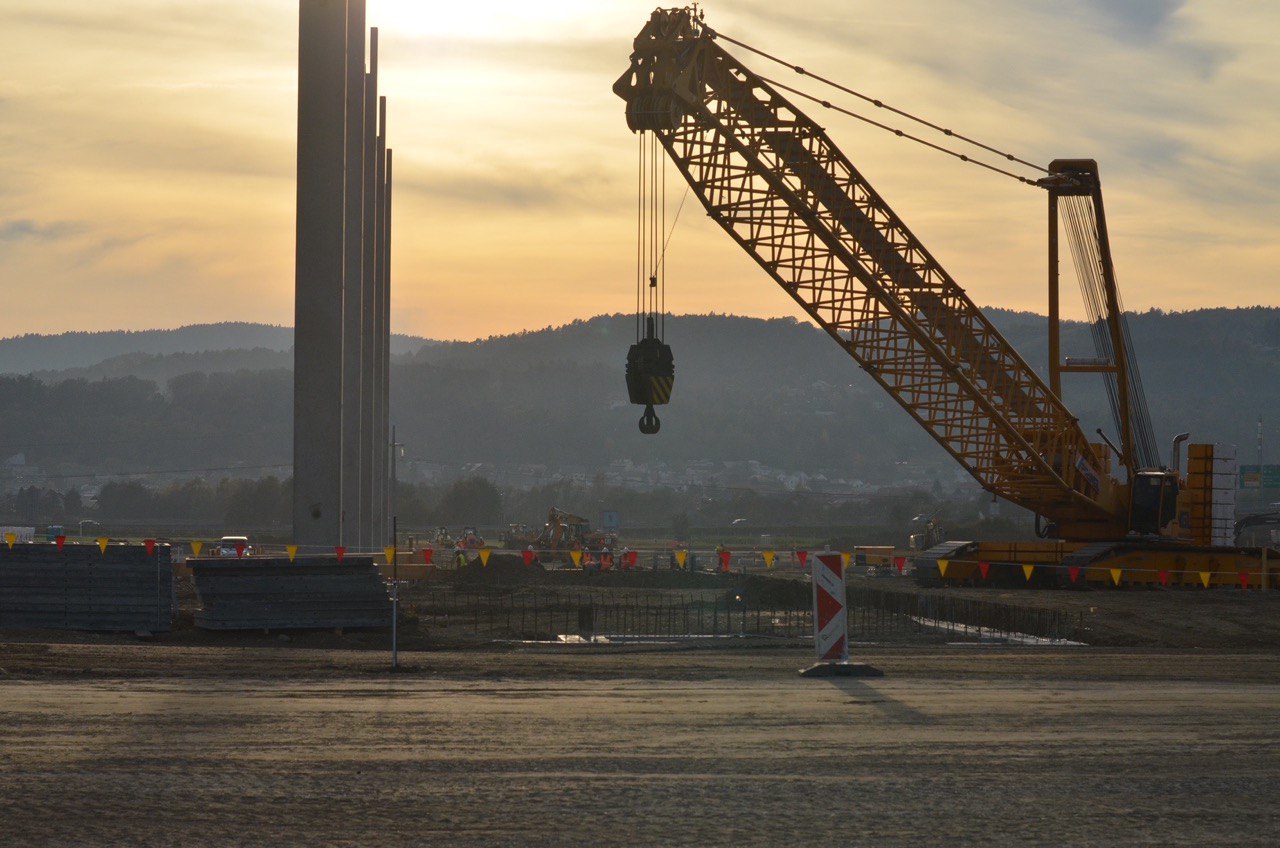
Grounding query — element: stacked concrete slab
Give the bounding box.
[191,556,389,630]
[0,543,173,633]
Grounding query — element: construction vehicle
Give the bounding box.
[614,7,1273,586]
[510,507,619,564]
[908,514,945,554]
[499,523,537,549]
[455,526,485,550]
[1235,512,1280,548]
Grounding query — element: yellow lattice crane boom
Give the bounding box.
[613,7,1147,541]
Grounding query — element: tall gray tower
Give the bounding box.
[293,0,392,550]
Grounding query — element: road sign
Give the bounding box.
[1239,465,1280,488]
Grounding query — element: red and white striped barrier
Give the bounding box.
[811,552,848,663]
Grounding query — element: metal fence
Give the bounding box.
[407,583,1087,643]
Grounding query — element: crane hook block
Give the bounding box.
[626,336,674,434]
[639,404,661,435]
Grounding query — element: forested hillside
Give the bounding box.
[0,322,432,376]
[0,309,1276,486]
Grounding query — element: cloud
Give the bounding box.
[397,159,621,212]
[1082,0,1183,45]
[0,219,85,243]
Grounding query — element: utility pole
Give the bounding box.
[388,425,403,546]
[390,513,399,669]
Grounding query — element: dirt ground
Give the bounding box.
[852,575,1280,647]
[1,642,1278,847]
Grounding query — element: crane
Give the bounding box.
[613,7,1269,584]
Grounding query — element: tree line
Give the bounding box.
[0,474,1019,549]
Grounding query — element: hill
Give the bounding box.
[0,322,434,377]
[0,309,1276,491]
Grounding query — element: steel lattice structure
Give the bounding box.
[614,8,1127,539]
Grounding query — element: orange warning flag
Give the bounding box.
[796,550,809,567]
[937,558,949,578]
[286,544,298,562]
[570,549,583,568]
[384,546,396,564]
[762,549,776,569]
[841,551,851,568]
[192,540,204,558]
[675,549,688,569]
[1199,571,1211,588]
[422,548,434,565]
[479,548,491,566]
[1022,564,1034,582]
[4,532,14,549]
[97,537,109,554]
[1109,568,1122,586]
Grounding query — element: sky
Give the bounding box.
[1,0,1277,341]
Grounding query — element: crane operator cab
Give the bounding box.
[1129,469,1179,537]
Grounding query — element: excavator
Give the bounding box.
[506,507,619,564]
[614,6,1273,586]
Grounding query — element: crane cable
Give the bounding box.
[1061,195,1159,470]
[706,27,1048,187]
[636,133,694,344]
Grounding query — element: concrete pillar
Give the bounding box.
[293,0,348,548]
[340,0,366,549]
[372,96,388,545]
[358,37,379,547]
[381,147,394,541]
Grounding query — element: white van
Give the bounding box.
[216,536,253,557]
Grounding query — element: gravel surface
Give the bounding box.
[1,643,1277,847]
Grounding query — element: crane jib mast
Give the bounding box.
[614,6,1183,544]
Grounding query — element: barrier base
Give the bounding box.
[799,661,883,678]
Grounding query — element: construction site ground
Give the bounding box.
[0,641,1276,847]
[2,570,1278,846]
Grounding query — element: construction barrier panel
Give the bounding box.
[811,552,848,662]
[0,542,173,633]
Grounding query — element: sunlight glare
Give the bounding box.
[369,0,613,40]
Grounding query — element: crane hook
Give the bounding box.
[639,403,661,434]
